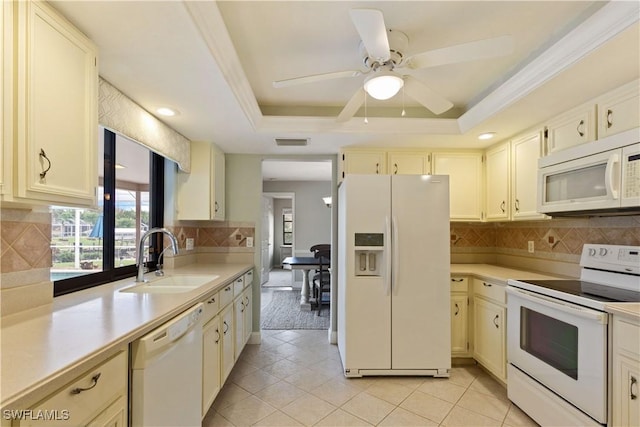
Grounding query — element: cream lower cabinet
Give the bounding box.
[12,350,128,427]
[233,294,245,361]
[220,304,235,384]
[433,152,484,221]
[612,315,640,426]
[450,276,470,357]
[242,285,253,345]
[3,0,98,207]
[473,279,506,382]
[202,315,221,418]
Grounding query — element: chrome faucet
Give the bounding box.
[136,227,179,282]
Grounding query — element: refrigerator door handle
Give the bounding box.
[384,216,392,295]
[392,215,399,294]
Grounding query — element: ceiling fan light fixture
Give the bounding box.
[364,71,404,100]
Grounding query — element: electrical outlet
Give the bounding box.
[186,238,194,251]
[246,237,254,247]
[528,241,534,253]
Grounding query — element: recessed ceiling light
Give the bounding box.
[156,107,179,117]
[478,132,496,140]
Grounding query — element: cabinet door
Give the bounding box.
[234,295,245,360]
[545,104,596,154]
[243,286,252,345]
[597,80,640,139]
[433,152,484,221]
[614,354,640,427]
[1,1,13,197]
[511,132,547,220]
[484,143,510,221]
[451,294,468,356]
[87,395,127,427]
[342,151,387,176]
[212,147,225,220]
[220,305,235,384]
[473,297,506,381]
[15,1,98,206]
[202,316,221,417]
[388,152,430,175]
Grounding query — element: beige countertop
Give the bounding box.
[0,262,252,410]
[605,303,640,320]
[451,264,565,284]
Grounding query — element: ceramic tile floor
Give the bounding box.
[203,330,539,427]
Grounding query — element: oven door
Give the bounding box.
[506,286,608,423]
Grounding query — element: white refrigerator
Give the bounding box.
[337,174,451,377]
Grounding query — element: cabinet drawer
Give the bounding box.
[219,283,234,307]
[17,351,127,426]
[450,276,468,292]
[473,279,506,304]
[202,291,220,324]
[615,317,640,357]
[233,276,245,297]
[244,270,253,287]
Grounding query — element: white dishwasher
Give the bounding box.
[131,303,204,427]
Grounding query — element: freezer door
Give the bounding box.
[391,175,451,370]
[338,175,392,371]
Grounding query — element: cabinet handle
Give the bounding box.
[223,321,229,334]
[500,201,505,213]
[70,373,101,395]
[245,296,249,305]
[240,301,245,313]
[225,286,231,292]
[394,163,398,175]
[208,297,216,304]
[515,199,520,213]
[214,201,219,213]
[375,163,379,174]
[483,282,492,287]
[454,303,459,316]
[215,327,220,344]
[451,278,464,282]
[631,376,638,400]
[606,109,613,129]
[576,119,585,137]
[39,149,52,180]
[493,314,500,329]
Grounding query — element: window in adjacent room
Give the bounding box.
[282,208,293,245]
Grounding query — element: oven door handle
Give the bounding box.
[507,286,608,324]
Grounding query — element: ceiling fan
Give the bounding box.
[273,9,515,122]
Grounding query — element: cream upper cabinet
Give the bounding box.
[340,150,387,180]
[388,152,431,175]
[612,315,640,427]
[433,152,484,221]
[511,131,547,221]
[10,0,98,207]
[544,103,596,155]
[176,141,225,221]
[1,1,13,197]
[484,143,510,221]
[596,80,640,139]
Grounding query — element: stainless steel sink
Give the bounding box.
[120,274,219,294]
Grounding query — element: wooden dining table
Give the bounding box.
[281,256,329,310]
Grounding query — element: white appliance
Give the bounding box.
[507,244,640,426]
[538,127,640,215]
[337,174,451,377]
[131,303,204,427]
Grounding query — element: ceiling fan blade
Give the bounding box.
[403,76,454,115]
[273,70,362,88]
[337,89,365,122]
[407,35,515,70]
[349,9,390,63]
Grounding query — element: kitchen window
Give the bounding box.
[52,129,165,296]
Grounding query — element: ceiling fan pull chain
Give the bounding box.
[401,83,406,117]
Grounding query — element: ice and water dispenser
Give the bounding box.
[354,233,384,276]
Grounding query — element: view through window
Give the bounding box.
[51,130,153,286]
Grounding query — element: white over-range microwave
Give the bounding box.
[538,127,640,216]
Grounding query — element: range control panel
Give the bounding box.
[581,244,640,275]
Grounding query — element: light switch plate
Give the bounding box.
[246,237,254,247]
[186,238,194,251]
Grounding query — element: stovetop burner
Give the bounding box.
[518,279,640,304]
